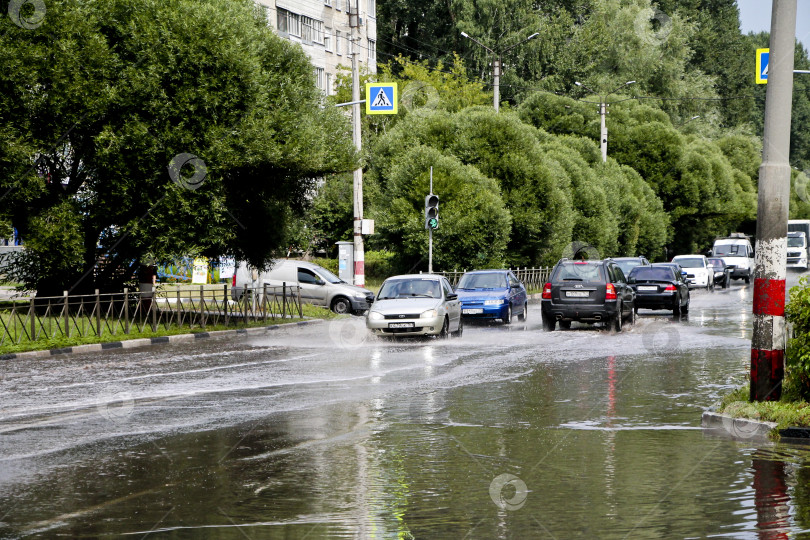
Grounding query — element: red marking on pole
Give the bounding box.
[750,349,784,401]
[752,278,786,316]
[354,260,365,279]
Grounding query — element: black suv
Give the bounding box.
[541,259,636,332]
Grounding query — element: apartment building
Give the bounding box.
[255,0,377,95]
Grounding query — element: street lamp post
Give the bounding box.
[461,31,540,112]
[574,80,636,162]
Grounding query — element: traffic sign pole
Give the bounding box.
[751,0,796,402]
[428,167,433,274]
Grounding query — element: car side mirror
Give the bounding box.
[446,293,458,300]
[749,252,755,258]
[315,278,325,286]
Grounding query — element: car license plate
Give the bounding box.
[565,291,589,298]
[463,308,483,314]
[638,286,658,291]
[388,322,414,329]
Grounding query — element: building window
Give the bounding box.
[345,0,351,12]
[301,16,313,43]
[324,0,332,6]
[315,67,325,91]
[346,35,352,56]
[367,0,375,17]
[324,27,332,51]
[326,73,333,95]
[368,39,376,61]
[336,30,342,55]
[277,9,301,37]
[313,20,324,43]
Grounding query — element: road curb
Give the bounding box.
[700,410,810,442]
[701,411,777,441]
[0,319,325,361]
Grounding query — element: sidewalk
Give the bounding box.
[0,318,324,360]
[0,286,32,301]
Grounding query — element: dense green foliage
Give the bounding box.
[786,277,810,400]
[0,0,355,294]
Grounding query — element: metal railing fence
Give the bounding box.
[430,267,552,290]
[0,284,302,348]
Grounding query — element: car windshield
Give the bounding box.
[457,272,507,289]
[713,243,743,256]
[630,267,674,281]
[615,260,642,275]
[788,236,805,247]
[377,278,441,299]
[315,267,343,284]
[673,257,704,268]
[554,262,604,281]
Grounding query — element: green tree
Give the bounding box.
[368,145,511,271]
[0,0,355,295]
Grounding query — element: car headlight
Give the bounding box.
[368,311,383,321]
[420,309,438,319]
[484,299,504,306]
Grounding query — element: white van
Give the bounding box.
[232,259,374,315]
[711,234,754,283]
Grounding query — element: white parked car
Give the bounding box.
[366,274,462,338]
[671,255,714,290]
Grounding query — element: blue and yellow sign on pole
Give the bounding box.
[756,48,769,84]
[366,83,398,115]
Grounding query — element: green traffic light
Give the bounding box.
[428,218,438,229]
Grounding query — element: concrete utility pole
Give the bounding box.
[574,80,636,163]
[750,0,796,402]
[350,0,364,287]
[460,31,539,113]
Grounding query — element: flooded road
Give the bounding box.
[2,277,810,538]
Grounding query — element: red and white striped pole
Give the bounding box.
[751,0,796,402]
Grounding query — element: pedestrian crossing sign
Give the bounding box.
[756,48,769,84]
[366,83,398,114]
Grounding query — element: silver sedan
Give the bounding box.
[366,275,463,337]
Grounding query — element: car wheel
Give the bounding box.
[543,317,556,332]
[724,275,730,288]
[451,317,463,338]
[559,320,571,329]
[682,296,690,314]
[612,304,623,332]
[627,304,636,325]
[518,303,527,321]
[673,296,681,316]
[745,275,751,284]
[331,296,352,315]
[439,317,450,338]
[503,305,512,325]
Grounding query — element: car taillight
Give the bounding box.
[542,283,552,299]
[664,285,676,291]
[605,283,617,300]
[232,274,237,287]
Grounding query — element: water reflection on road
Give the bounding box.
[4,277,810,537]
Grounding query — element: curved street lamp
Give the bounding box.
[461,31,540,112]
[574,80,636,162]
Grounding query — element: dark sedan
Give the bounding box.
[628,265,690,315]
[708,257,732,288]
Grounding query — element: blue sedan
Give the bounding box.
[455,270,528,324]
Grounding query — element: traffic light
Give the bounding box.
[425,194,439,230]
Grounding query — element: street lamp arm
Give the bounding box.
[460,31,495,54]
[501,32,540,54]
[574,81,598,96]
[606,80,636,98]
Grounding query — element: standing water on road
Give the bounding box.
[2,277,810,538]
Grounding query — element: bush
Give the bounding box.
[785,276,810,399]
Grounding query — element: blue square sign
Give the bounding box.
[366,83,398,114]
